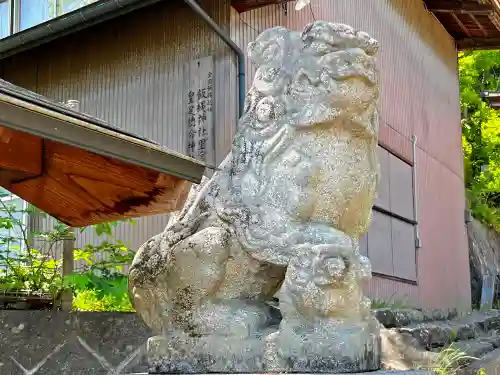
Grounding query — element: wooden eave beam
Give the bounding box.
[231,0,293,13]
[456,37,500,50]
[425,1,493,15]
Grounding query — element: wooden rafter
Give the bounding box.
[425,0,493,15]
[451,13,472,36]
[470,13,489,36]
[423,0,500,49]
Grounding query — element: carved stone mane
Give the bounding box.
[216,21,380,264]
[129,20,381,374]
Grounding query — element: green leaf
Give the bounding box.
[459,51,500,230]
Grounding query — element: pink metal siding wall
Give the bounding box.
[230,0,469,309]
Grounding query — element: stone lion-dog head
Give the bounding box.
[218,21,380,265]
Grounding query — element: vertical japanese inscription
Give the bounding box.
[186,57,214,164]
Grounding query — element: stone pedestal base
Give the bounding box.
[147,334,268,374]
[146,320,381,374]
[264,317,381,373]
[143,370,434,375]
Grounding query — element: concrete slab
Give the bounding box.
[132,371,435,375]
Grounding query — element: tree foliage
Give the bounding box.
[0,198,135,311]
[460,50,500,229]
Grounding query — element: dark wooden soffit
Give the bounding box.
[231,0,292,13]
[0,79,207,227]
[423,0,500,50]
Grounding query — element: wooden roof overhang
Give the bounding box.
[0,79,207,227]
[423,0,500,50]
[231,0,292,13]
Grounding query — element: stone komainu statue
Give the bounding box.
[129,20,381,373]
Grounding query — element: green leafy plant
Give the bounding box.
[72,289,134,312]
[460,51,500,230]
[65,223,136,312]
[0,193,136,311]
[424,344,478,375]
[0,201,70,297]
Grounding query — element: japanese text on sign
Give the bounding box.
[186,60,214,163]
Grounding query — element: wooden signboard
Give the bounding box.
[185,56,215,166]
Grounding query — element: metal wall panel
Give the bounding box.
[368,211,394,276]
[367,275,420,306]
[389,155,415,220]
[362,148,417,282]
[391,217,417,281]
[416,147,470,309]
[360,146,417,281]
[375,146,390,210]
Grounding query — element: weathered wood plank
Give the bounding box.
[425,1,493,15]
[231,0,292,13]
[0,126,42,182]
[457,37,500,50]
[8,140,192,227]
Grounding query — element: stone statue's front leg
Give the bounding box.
[144,228,286,374]
[267,236,381,373]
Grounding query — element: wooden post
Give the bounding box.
[61,228,74,311]
[61,99,79,312]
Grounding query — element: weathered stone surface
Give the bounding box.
[418,309,459,322]
[449,321,478,341]
[381,327,438,371]
[129,20,381,373]
[400,323,455,347]
[459,347,500,375]
[481,331,500,348]
[375,309,425,328]
[451,339,494,359]
[147,334,268,373]
[455,310,500,335]
[144,371,435,375]
[478,310,500,332]
[468,219,500,309]
[399,314,489,348]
